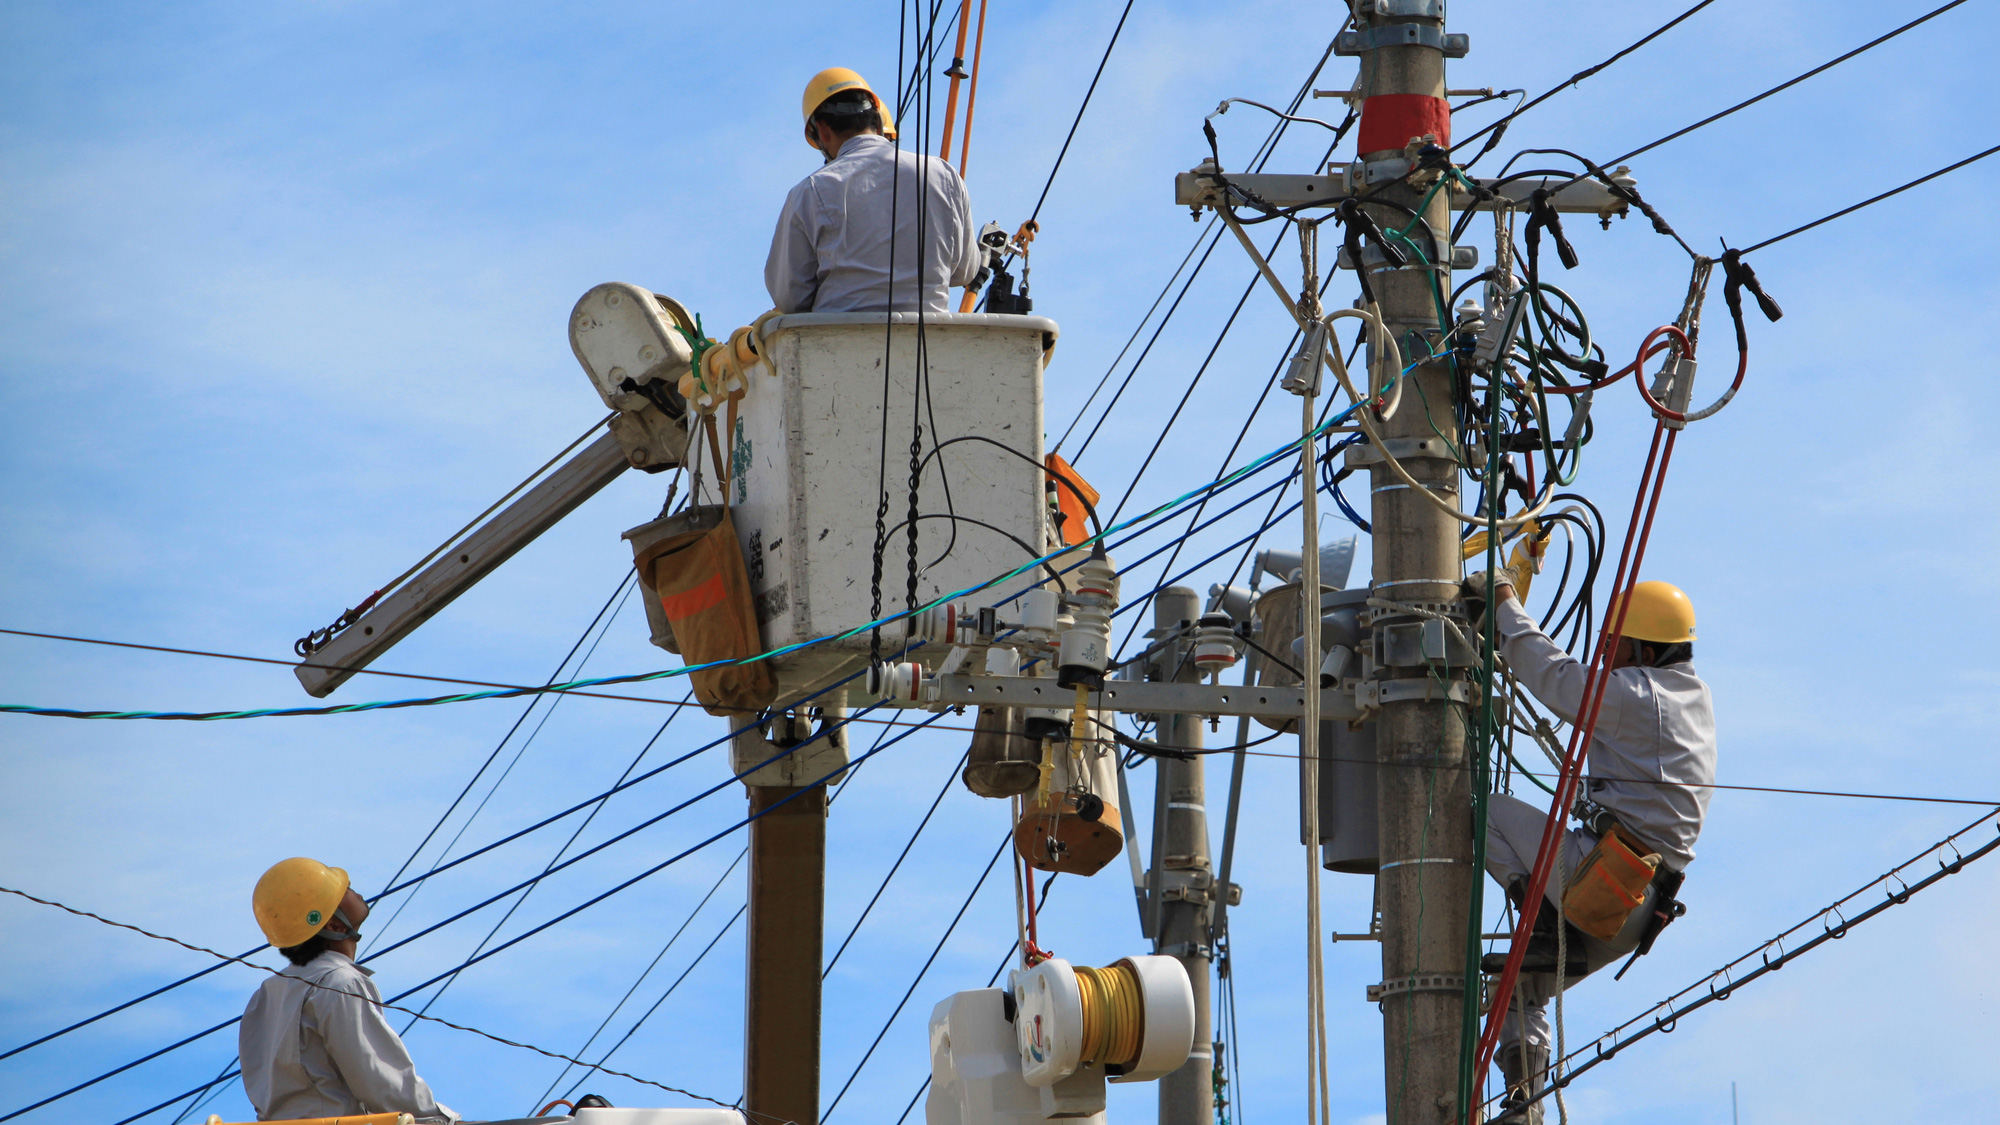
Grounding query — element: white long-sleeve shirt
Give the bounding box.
[240,950,456,1122]
[1495,597,1716,870]
[764,133,982,314]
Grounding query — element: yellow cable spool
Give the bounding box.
[1073,961,1144,1069]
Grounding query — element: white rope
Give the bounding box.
[1296,221,1333,1125]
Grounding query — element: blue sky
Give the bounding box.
[3,1,1998,1123]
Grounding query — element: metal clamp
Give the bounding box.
[1158,941,1216,960]
[1367,972,1467,1002]
[1370,0,1444,15]
[1344,437,1457,466]
[1336,25,1469,57]
[1338,242,1478,272]
[1357,677,1475,707]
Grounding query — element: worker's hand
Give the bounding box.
[1464,568,1517,605]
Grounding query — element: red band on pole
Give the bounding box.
[1358,94,1451,154]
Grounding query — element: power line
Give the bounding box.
[1741,140,2000,254]
[825,749,971,977]
[0,886,752,1123]
[15,696,929,1119]
[1602,0,1970,168]
[533,847,747,1107]
[555,902,748,1104]
[1451,0,1720,160]
[822,833,1010,1121]
[1024,0,1136,225]
[1505,810,2000,1117]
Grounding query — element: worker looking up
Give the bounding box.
[1470,577,1715,1125]
[240,858,457,1123]
[765,67,981,314]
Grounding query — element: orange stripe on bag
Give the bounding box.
[660,572,728,618]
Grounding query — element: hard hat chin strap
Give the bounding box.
[321,907,362,943]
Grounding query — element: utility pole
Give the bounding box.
[1148,587,1214,1125]
[737,712,849,1125]
[1349,6,1474,1125]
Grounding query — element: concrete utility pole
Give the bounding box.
[736,713,849,1125]
[1350,7,1474,1125]
[1148,587,1214,1125]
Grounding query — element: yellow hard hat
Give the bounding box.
[1610,580,1696,645]
[800,67,897,142]
[252,857,350,948]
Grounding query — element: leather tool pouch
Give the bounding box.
[633,504,776,717]
[1562,825,1661,942]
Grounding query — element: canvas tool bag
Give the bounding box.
[632,504,775,717]
[1561,822,1662,942]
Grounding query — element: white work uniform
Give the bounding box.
[240,950,457,1122]
[765,133,982,314]
[1483,596,1717,1050]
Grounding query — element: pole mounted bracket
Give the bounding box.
[1336,25,1469,58]
[1367,973,1469,1003]
[1357,677,1475,708]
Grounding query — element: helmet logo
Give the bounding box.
[306,909,323,925]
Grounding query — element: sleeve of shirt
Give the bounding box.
[765,180,821,314]
[944,167,982,288]
[310,971,457,1121]
[1496,597,1642,740]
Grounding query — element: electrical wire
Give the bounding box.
[1451,1,1720,164]
[1740,140,2000,254]
[824,750,971,977]
[821,833,1011,1121]
[1600,0,1971,169]
[0,887,753,1123]
[13,705,950,1122]
[1497,811,2000,1116]
[531,847,748,1108]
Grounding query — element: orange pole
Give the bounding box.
[937,0,975,159]
[957,0,991,177]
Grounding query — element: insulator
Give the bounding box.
[1190,612,1242,675]
[903,602,965,645]
[1058,555,1120,689]
[1017,588,1061,636]
[869,660,927,703]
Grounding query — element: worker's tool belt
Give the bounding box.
[1561,821,1662,942]
[634,504,776,717]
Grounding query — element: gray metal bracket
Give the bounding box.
[1175,169,1631,216]
[1343,436,1457,466]
[1338,242,1477,272]
[1367,972,1468,1003]
[1336,25,1469,57]
[930,673,1363,722]
[1368,0,1444,16]
[1357,677,1475,708]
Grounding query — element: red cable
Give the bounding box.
[1470,324,1695,1104]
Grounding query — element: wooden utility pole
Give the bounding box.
[1351,6,1474,1125]
[1149,586,1214,1125]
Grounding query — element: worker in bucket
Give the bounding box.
[1466,574,1715,1123]
[240,857,458,1122]
[766,67,982,314]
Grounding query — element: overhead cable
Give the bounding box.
[8,707,949,1122]
[1024,0,1136,225]
[533,847,747,1107]
[1451,0,1720,162]
[1600,0,1970,168]
[1,387,1383,724]
[1740,141,2000,254]
[0,886,750,1122]
[1499,810,2000,1116]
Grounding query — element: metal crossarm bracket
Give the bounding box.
[1367,973,1468,1002]
[1174,171,1632,216]
[1344,436,1458,466]
[1357,676,1475,708]
[1335,25,1469,57]
[928,673,1363,722]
